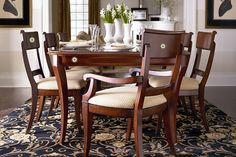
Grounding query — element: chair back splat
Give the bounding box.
[43,32,58,76]
[82,28,189,156]
[21,30,45,88]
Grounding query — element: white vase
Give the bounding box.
[161,6,171,21]
[104,23,114,44]
[113,19,123,43]
[123,23,132,45]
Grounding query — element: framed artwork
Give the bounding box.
[206,0,236,28]
[0,0,32,28]
[131,8,148,21]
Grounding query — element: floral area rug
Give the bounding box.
[0,98,235,157]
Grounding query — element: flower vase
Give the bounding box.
[113,19,123,43]
[123,23,132,45]
[104,23,114,45]
[161,6,171,21]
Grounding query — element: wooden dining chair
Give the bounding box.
[148,31,217,132]
[82,29,189,156]
[179,31,217,132]
[20,30,88,143]
[57,32,69,42]
[127,31,193,137]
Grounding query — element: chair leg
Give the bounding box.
[126,118,133,141]
[26,91,38,134]
[83,103,93,157]
[73,91,82,131]
[156,113,162,133]
[199,92,209,132]
[180,96,188,113]
[36,96,46,122]
[48,96,56,115]
[133,112,144,157]
[190,96,197,117]
[162,104,177,154]
[54,96,60,109]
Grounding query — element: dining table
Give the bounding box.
[49,45,142,143]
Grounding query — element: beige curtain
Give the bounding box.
[58,0,71,39]
[89,0,100,26]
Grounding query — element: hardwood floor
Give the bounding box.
[0,87,235,119]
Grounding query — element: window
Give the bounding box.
[70,0,89,40]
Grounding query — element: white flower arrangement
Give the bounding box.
[114,2,133,24]
[100,3,116,23]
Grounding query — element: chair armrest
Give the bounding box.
[129,67,172,76]
[84,73,142,85]
[82,73,143,101]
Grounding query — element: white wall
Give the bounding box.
[0,0,50,87]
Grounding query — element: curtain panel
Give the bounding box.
[89,0,100,26]
[57,0,71,40]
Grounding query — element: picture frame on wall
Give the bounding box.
[206,0,236,28]
[131,8,148,21]
[0,0,32,28]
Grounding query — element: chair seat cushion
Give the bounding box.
[37,71,87,90]
[88,86,167,109]
[149,76,199,90]
[68,66,100,73]
[149,76,171,88]
[180,77,199,90]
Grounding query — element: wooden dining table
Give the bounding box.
[49,47,142,143]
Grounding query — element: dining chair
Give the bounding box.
[82,29,189,156]
[149,31,217,132]
[57,32,69,42]
[20,30,88,143]
[178,31,217,132]
[127,31,193,137]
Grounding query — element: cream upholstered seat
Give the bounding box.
[88,86,166,109]
[149,76,170,88]
[37,76,86,90]
[180,77,199,90]
[149,76,199,91]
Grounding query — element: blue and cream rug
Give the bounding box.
[0,98,235,156]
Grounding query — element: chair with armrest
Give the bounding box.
[21,30,87,143]
[126,31,193,139]
[82,29,188,156]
